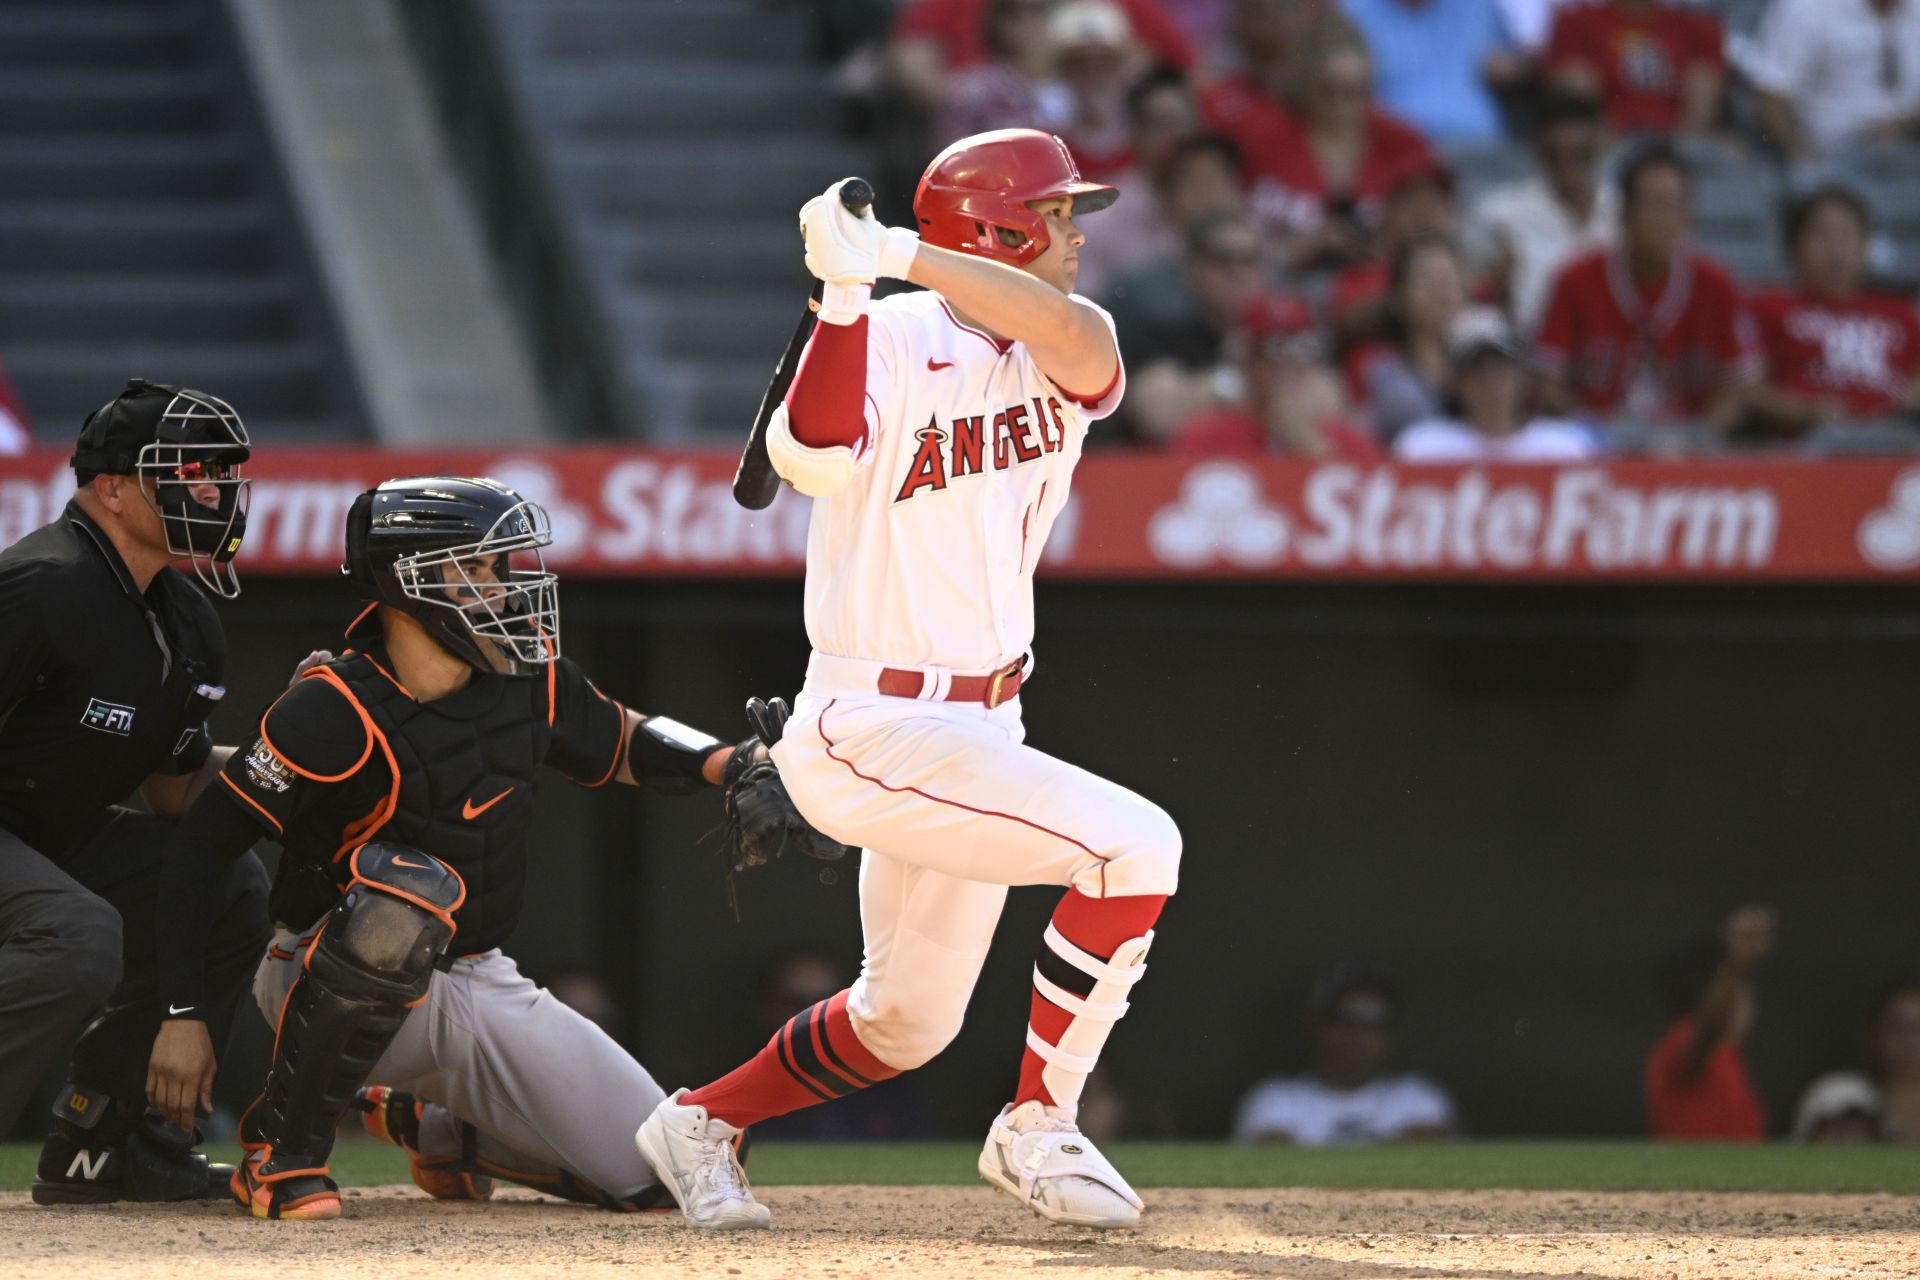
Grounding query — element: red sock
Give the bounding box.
[1016,890,1167,1109]
[685,988,899,1128]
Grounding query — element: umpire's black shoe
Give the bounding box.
[31,1087,233,1205]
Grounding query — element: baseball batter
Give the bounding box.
[149,476,841,1219]
[638,129,1181,1231]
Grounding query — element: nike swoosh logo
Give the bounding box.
[462,786,514,820]
[390,856,430,870]
[927,359,954,371]
[167,1005,195,1016]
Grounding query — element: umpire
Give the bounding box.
[0,380,270,1204]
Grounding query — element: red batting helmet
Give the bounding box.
[913,129,1119,268]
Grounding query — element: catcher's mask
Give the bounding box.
[343,476,561,675]
[70,379,252,598]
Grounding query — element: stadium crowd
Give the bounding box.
[802,0,1920,459]
[1220,912,1920,1146]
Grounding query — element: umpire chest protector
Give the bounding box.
[301,651,552,956]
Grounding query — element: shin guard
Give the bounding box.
[248,844,461,1194]
[1024,925,1152,1113]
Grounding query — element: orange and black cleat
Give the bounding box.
[353,1086,493,1202]
[232,1147,341,1221]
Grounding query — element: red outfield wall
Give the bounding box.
[6,448,1920,581]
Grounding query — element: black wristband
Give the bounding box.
[627,715,724,792]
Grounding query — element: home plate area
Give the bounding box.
[5,1186,1918,1279]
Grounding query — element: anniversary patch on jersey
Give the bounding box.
[243,740,295,793]
[79,698,136,736]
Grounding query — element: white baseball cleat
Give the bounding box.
[978,1099,1144,1228]
[635,1089,770,1230]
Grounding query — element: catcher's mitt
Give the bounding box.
[720,697,851,885]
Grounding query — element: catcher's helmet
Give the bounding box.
[913,128,1118,268]
[71,379,252,598]
[342,476,560,675]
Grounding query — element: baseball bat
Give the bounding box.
[732,177,875,511]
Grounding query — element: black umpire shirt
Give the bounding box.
[0,501,225,862]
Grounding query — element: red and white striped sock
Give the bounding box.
[684,988,898,1129]
[1015,890,1166,1115]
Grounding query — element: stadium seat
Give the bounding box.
[0,0,368,441]
[1677,140,1787,285]
[482,0,871,441]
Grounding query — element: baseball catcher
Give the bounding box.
[148,475,843,1219]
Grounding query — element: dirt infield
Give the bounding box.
[5,1184,1917,1279]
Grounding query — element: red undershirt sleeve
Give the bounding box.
[1056,361,1121,410]
[784,316,870,451]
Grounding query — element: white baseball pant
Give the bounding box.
[770,673,1180,1072]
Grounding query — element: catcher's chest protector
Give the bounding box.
[326,653,551,954]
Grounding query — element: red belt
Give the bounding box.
[876,659,1024,709]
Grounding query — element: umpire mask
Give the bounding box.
[72,380,252,598]
[343,476,562,675]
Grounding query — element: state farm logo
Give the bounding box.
[1146,463,1780,573]
[1148,462,1289,568]
[1857,468,1920,572]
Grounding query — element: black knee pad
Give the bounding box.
[255,843,461,1170]
[318,842,463,1000]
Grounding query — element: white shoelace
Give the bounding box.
[1011,1106,1081,1136]
[699,1138,749,1197]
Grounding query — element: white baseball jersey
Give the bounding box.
[801,289,1125,673]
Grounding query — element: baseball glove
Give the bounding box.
[720,697,852,877]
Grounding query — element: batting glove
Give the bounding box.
[800,179,919,291]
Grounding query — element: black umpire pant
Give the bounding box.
[0,809,269,1136]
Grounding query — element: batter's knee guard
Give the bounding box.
[851,982,971,1071]
[245,843,461,1199]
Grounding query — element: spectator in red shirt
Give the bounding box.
[1328,156,1460,344]
[1644,904,1775,1142]
[1543,0,1724,135]
[1203,11,1437,270]
[891,0,1194,115]
[1748,184,1920,440]
[1343,232,1469,438]
[1534,140,1759,435]
[933,0,1071,143]
[1173,293,1383,459]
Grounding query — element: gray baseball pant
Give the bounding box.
[253,925,666,1201]
[0,827,122,1135]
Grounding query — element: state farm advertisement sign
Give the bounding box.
[4,448,1919,581]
